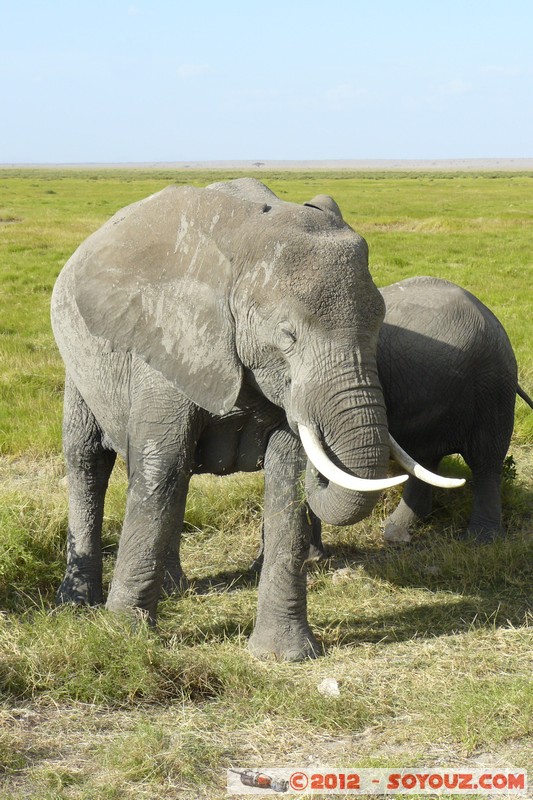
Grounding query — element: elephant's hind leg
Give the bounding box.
[465,470,503,541]
[57,375,116,606]
[463,387,515,541]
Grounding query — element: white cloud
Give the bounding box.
[177,63,210,78]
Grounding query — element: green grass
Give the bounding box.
[0,169,532,798]
[1,169,532,452]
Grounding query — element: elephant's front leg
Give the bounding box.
[106,461,190,622]
[248,425,320,661]
[106,398,201,623]
[382,464,438,543]
[250,508,327,573]
[162,538,189,596]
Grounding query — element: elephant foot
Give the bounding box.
[56,571,103,606]
[247,623,321,661]
[106,585,157,625]
[382,518,412,544]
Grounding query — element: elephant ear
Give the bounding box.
[73,186,242,416]
[304,194,344,220]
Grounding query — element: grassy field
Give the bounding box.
[0,169,532,798]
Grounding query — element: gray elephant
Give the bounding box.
[52,178,426,661]
[379,276,532,543]
[301,275,531,554]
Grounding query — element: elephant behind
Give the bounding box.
[297,276,531,563]
[379,276,531,542]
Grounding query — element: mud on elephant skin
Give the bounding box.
[52,177,413,661]
[377,277,532,543]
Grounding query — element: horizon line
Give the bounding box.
[2,157,533,172]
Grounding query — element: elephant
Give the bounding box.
[298,275,532,557]
[379,276,532,543]
[52,177,432,661]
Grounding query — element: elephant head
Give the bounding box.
[72,178,405,526]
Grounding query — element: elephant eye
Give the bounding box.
[276,323,297,353]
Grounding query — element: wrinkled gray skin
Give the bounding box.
[301,276,528,555]
[51,178,391,661]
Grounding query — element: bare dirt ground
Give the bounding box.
[2,158,533,171]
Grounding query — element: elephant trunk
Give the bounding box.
[301,381,392,527]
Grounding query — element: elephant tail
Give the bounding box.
[517,385,533,409]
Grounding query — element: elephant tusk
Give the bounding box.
[298,424,409,492]
[388,435,466,489]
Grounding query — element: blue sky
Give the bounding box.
[1,0,532,163]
